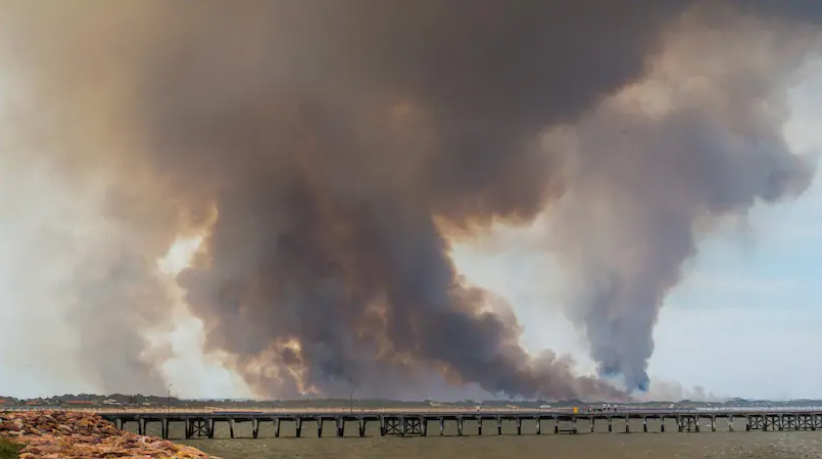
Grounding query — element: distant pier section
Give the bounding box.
[87,407,822,440]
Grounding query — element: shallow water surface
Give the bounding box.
[127,418,822,458]
[183,432,822,459]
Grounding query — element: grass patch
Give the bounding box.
[0,437,23,459]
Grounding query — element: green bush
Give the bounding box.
[0,437,22,459]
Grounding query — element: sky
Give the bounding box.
[0,8,821,402]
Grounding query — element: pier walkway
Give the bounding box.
[92,408,822,440]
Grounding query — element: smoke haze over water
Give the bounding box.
[0,1,818,400]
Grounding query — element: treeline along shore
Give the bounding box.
[3,393,820,411]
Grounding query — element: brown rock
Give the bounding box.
[4,422,20,432]
[1,410,219,458]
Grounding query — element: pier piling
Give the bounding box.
[96,408,822,440]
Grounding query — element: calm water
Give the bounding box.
[126,418,822,458]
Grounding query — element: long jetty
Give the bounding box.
[88,408,822,439]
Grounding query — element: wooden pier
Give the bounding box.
[96,409,822,440]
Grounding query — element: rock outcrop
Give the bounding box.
[0,410,220,458]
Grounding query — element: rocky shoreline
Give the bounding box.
[0,410,221,458]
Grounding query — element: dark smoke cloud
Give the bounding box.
[0,0,817,399]
[544,4,819,390]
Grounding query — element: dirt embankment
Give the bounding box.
[0,410,220,459]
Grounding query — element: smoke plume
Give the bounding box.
[0,1,817,399]
[544,4,819,390]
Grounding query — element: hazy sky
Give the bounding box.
[1,8,821,402]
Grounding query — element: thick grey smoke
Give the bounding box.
[0,1,817,399]
[544,4,819,390]
[132,0,693,400]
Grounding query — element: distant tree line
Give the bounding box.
[2,393,818,408]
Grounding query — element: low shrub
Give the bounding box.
[0,437,22,459]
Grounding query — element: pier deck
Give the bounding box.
[89,408,822,439]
